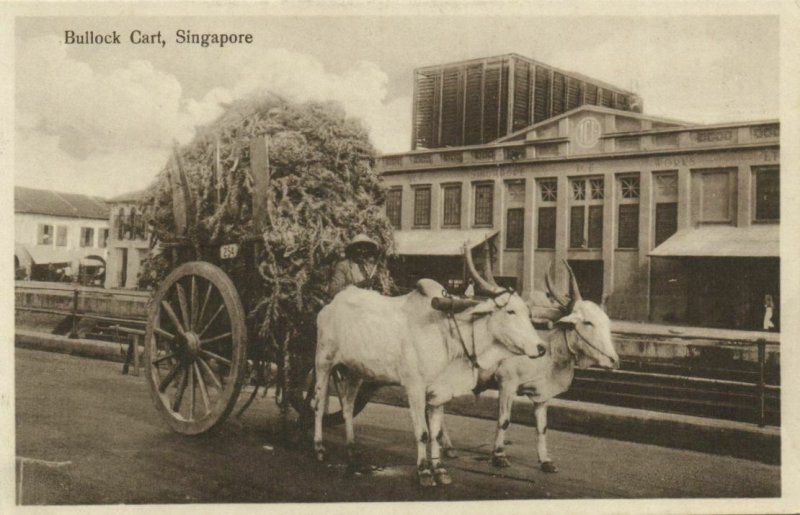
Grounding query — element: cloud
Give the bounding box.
[15,36,411,197]
[226,49,411,152]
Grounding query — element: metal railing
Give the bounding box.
[15,283,780,426]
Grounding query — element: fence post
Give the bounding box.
[133,334,140,377]
[757,338,766,427]
[70,288,80,338]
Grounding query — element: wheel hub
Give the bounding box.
[184,331,201,357]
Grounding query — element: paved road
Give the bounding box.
[14,348,779,504]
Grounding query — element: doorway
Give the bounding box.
[567,260,604,304]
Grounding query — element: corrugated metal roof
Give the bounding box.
[14,186,109,220]
[393,229,498,256]
[649,225,779,258]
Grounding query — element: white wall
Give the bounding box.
[15,213,109,271]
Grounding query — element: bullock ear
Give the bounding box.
[555,311,583,327]
[462,300,495,319]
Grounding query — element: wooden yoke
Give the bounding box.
[249,135,271,233]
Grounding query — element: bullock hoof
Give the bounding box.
[443,447,458,459]
[433,466,452,486]
[540,461,558,473]
[492,454,511,468]
[314,446,326,463]
[417,468,436,487]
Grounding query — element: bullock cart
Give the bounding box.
[143,137,372,436]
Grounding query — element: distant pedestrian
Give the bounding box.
[463,278,475,298]
[763,294,775,331]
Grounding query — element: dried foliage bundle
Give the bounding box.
[139,93,394,350]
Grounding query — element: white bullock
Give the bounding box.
[313,250,547,486]
[439,261,619,474]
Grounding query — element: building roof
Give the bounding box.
[415,53,638,97]
[393,229,498,256]
[649,225,779,258]
[494,104,693,144]
[109,188,149,203]
[14,186,109,220]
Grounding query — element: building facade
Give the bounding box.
[14,186,110,283]
[379,105,779,330]
[105,190,150,289]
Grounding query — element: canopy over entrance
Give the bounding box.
[649,225,778,258]
[25,246,74,265]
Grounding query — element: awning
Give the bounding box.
[649,225,778,258]
[25,246,74,265]
[393,229,498,256]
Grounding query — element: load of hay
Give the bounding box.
[139,94,395,357]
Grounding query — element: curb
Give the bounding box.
[16,329,130,364]
[16,330,780,465]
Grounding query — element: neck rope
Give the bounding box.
[447,313,479,369]
[560,326,616,363]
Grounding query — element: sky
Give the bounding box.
[13,13,780,198]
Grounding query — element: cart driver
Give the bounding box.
[328,234,380,298]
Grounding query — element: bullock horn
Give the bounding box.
[563,260,583,303]
[482,239,499,287]
[464,245,502,295]
[544,262,570,309]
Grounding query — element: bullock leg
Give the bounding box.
[406,383,435,487]
[491,382,516,468]
[437,422,457,458]
[427,405,451,485]
[340,372,365,476]
[534,401,557,473]
[312,362,333,462]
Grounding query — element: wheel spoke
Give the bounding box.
[194,363,211,415]
[198,304,226,337]
[152,351,178,365]
[200,331,232,347]
[190,276,199,330]
[171,367,189,411]
[200,349,231,368]
[197,356,223,390]
[175,283,191,331]
[187,361,195,421]
[197,284,213,331]
[154,326,176,341]
[159,361,185,392]
[161,300,186,337]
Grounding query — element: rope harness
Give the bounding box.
[561,324,616,363]
[441,289,516,370]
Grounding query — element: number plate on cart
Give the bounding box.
[220,243,239,260]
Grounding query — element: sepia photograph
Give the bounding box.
[1,1,798,513]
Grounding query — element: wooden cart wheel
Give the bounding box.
[290,366,375,427]
[144,261,248,435]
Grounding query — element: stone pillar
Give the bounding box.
[430,181,441,230]
[737,165,752,227]
[461,181,472,229]
[494,179,505,272]
[522,178,537,295]
[602,171,616,299]
[638,171,654,318]
[677,167,692,230]
[555,174,569,288]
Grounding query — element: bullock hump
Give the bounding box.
[415,279,446,298]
